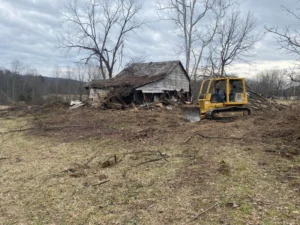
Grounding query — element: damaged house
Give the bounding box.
[86,60,191,106]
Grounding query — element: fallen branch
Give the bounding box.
[92,180,110,186]
[122,150,158,155]
[83,154,98,167]
[101,155,118,168]
[35,117,84,131]
[158,150,169,162]
[187,203,219,223]
[183,133,244,144]
[45,125,84,131]
[183,136,193,144]
[0,128,34,135]
[0,157,8,161]
[135,158,163,167]
[246,88,267,101]
[287,176,300,179]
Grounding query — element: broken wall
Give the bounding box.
[89,88,109,105]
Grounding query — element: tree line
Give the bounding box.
[247,69,300,98]
[0,60,103,105]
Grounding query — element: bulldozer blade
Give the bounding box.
[181,106,201,122]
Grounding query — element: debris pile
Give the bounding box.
[97,89,188,111]
[70,100,85,110]
[248,98,289,111]
[248,91,290,111]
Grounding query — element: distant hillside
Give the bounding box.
[0,69,87,104]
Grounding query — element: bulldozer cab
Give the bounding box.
[181,77,249,122]
[197,78,248,117]
[199,78,247,103]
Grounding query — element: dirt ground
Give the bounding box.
[0,105,299,225]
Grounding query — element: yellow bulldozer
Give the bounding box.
[182,77,251,122]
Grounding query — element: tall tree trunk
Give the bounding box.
[12,78,15,101]
[221,63,225,77]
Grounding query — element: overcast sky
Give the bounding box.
[0,0,298,78]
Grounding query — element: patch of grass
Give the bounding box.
[1,109,300,225]
[239,204,254,215]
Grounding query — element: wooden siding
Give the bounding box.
[136,64,189,93]
[89,88,109,102]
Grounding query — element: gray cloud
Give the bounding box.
[0,0,299,77]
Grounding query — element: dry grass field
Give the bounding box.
[0,105,299,224]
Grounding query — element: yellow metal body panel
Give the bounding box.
[197,77,249,116]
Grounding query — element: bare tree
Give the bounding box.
[74,64,86,101]
[211,10,261,76]
[86,61,102,82]
[287,69,300,83]
[10,60,25,101]
[11,60,24,75]
[191,1,232,80]
[272,70,290,94]
[60,0,145,80]
[23,66,38,103]
[266,2,300,83]
[159,0,232,79]
[65,65,73,81]
[248,69,289,97]
[53,65,61,98]
[64,65,74,100]
[205,45,220,76]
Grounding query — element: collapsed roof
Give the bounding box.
[86,60,189,90]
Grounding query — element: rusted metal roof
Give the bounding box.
[86,60,189,89]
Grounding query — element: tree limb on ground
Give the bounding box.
[91,180,110,186]
[0,157,8,161]
[186,203,219,223]
[35,117,84,131]
[0,128,34,135]
[183,133,244,144]
[246,88,267,101]
[0,123,85,135]
[101,155,118,168]
[135,158,163,167]
[158,150,169,162]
